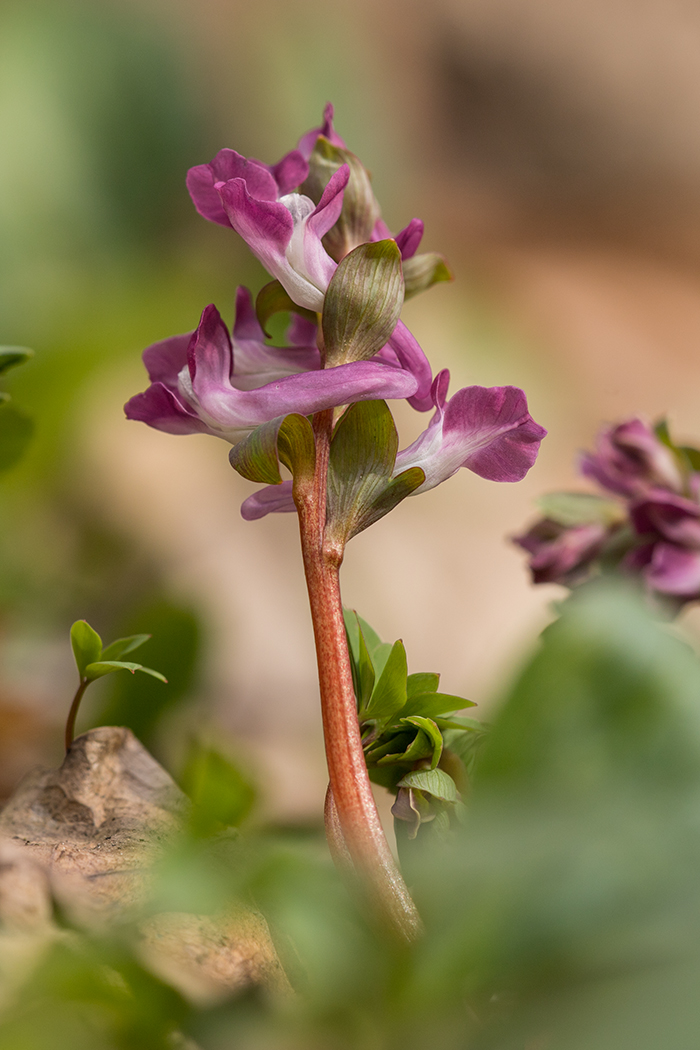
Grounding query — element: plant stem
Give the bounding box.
[296,408,422,943]
[65,680,89,752]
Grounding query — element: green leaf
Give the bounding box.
[100,634,151,661]
[255,280,317,337]
[0,346,33,376]
[536,491,625,527]
[327,400,423,543]
[70,620,103,678]
[400,691,475,719]
[654,417,673,448]
[322,240,404,366]
[402,716,444,768]
[398,767,459,803]
[407,672,440,697]
[435,715,484,732]
[356,614,393,678]
[0,404,34,472]
[229,413,315,486]
[678,445,700,472]
[180,741,256,834]
[355,623,376,712]
[362,640,408,724]
[84,660,167,683]
[402,252,453,300]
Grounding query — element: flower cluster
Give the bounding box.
[515,418,700,604]
[126,104,546,518]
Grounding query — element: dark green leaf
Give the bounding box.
[400,691,475,719]
[84,660,167,682]
[361,640,408,724]
[0,404,34,471]
[0,346,33,375]
[100,633,151,661]
[229,413,315,486]
[402,252,453,300]
[536,491,625,527]
[255,280,317,337]
[398,767,459,802]
[322,240,404,366]
[70,620,103,678]
[407,672,440,697]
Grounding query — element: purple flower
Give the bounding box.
[514,519,612,585]
[241,369,546,521]
[580,418,683,498]
[125,289,419,444]
[393,371,547,491]
[625,542,700,599]
[629,491,700,548]
[297,102,347,159]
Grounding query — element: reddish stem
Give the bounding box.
[295,408,421,942]
[65,679,89,752]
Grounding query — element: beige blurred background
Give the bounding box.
[3,0,700,819]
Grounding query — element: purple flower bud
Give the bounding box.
[629,491,700,548]
[514,519,612,585]
[580,418,683,498]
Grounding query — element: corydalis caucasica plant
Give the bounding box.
[125,103,546,942]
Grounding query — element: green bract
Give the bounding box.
[254,280,317,337]
[228,413,316,488]
[402,251,453,300]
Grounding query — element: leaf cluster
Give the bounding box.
[70,619,167,684]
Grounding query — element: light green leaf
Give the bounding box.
[0,346,33,376]
[356,614,393,678]
[402,252,453,300]
[398,767,459,802]
[362,640,408,725]
[255,280,317,337]
[355,623,376,712]
[180,742,256,833]
[407,672,440,698]
[536,491,625,527]
[400,691,475,719]
[100,634,151,661]
[322,240,404,366]
[229,413,315,486]
[85,661,167,683]
[0,405,34,472]
[70,620,103,678]
[402,716,444,769]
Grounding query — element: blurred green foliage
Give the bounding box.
[4,582,700,1048]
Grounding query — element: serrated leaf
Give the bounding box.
[0,405,33,472]
[322,240,404,366]
[255,280,317,337]
[101,634,151,661]
[397,767,459,803]
[536,492,625,527]
[407,672,440,698]
[71,620,103,678]
[84,660,167,683]
[0,346,33,375]
[229,413,315,486]
[402,252,453,300]
[362,640,408,725]
[400,691,475,719]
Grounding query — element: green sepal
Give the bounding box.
[229,413,315,486]
[71,620,103,679]
[402,252,453,301]
[407,672,440,697]
[302,136,380,262]
[322,240,404,366]
[84,660,167,683]
[0,346,33,376]
[361,640,408,724]
[536,492,625,527]
[397,767,459,803]
[0,405,34,472]
[255,281,317,338]
[400,691,475,720]
[327,400,424,544]
[101,634,151,661]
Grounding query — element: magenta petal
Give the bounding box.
[271,149,309,194]
[232,286,266,342]
[124,383,209,436]
[218,179,294,264]
[645,543,700,596]
[394,219,424,260]
[386,321,433,409]
[630,492,700,547]
[142,333,192,387]
[187,150,279,226]
[297,102,347,159]
[287,313,319,346]
[307,165,350,240]
[452,387,547,483]
[187,305,232,390]
[240,481,296,520]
